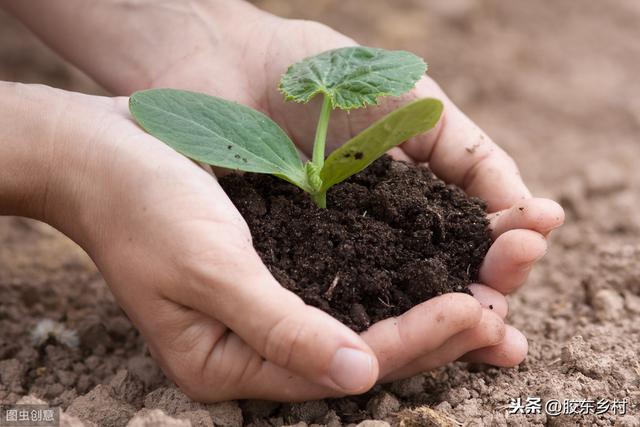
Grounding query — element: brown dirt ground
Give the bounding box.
[1,0,639,426]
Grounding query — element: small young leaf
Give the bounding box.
[320,98,443,191]
[129,89,307,188]
[279,47,427,110]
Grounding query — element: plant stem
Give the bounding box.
[312,191,327,208]
[312,95,332,169]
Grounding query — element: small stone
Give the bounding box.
[366,391,401,419]
[51,388,78,408]
[319,410,341,427]
[388,160,410,174]
[144,387,242,427]
[127,409,190,427]
[77,315,110,351]
[441,387,471,407]
[208,401,243,427]
[268,417,285,427]
[76,375,93,394]
[389,375,425,398]
[283,401,329,424]
[394,407,459,427]
[17,395,46,405]
[561,335,609,378]
[126,355,164,390]
[356,421,391,427]
[45,383,66,400]
[67,384,136,427]
[350,303,370,330]
[106,316,133,338]
[60,411,93,427]
[557,176,588,219]
[109,369,145,407]
[178,409,215,427]
[240,400,280,420]
[592,289,625,321]
[624,292,640,314]
[85,356,100,370]
[57,370,77,387]
[144,386,203,415]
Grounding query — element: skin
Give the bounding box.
[0,0,564,401]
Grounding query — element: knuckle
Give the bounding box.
[263,313,311,370]
[461,150,493,189]
[483,311,507,345]
[461,296,483,322]
[166,337,253,402]
[511,230,546,264]
[496,231,531,264]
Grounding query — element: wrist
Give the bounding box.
[0,82,66,219]
[104,0,271,93]
[3,0,271,95]
[0,82,108,248]
[128,0,275,92]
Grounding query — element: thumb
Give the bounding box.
[170,235,379,394]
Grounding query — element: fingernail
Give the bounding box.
[329,348,375,392]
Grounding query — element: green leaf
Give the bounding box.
[320,98,443,191]
[279,46,427,110]
[129,88,307,188]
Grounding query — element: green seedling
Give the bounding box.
[129,46,443,208]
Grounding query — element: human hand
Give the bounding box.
[138,8,564,379]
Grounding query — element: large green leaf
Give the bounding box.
[129,89,307,187]
[320,98,443,191]
[279,47,427,110]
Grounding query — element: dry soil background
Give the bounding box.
[1,0,640,426]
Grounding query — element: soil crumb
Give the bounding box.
[220,156,491,331]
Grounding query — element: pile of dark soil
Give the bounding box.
[220,156,492,331]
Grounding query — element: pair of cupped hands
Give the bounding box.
[27,15,563,401]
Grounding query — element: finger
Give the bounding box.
[479,229,547,294]
[168,232,378,395]
[459,325,528,367]
[143,304,343,401]
[185,329,339,401]
[468,283,508,318]
[360,293,482,379]
[489,198,565,239]
[380,308,505,382]
[400,77,531,212]
[387,146,414,162]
